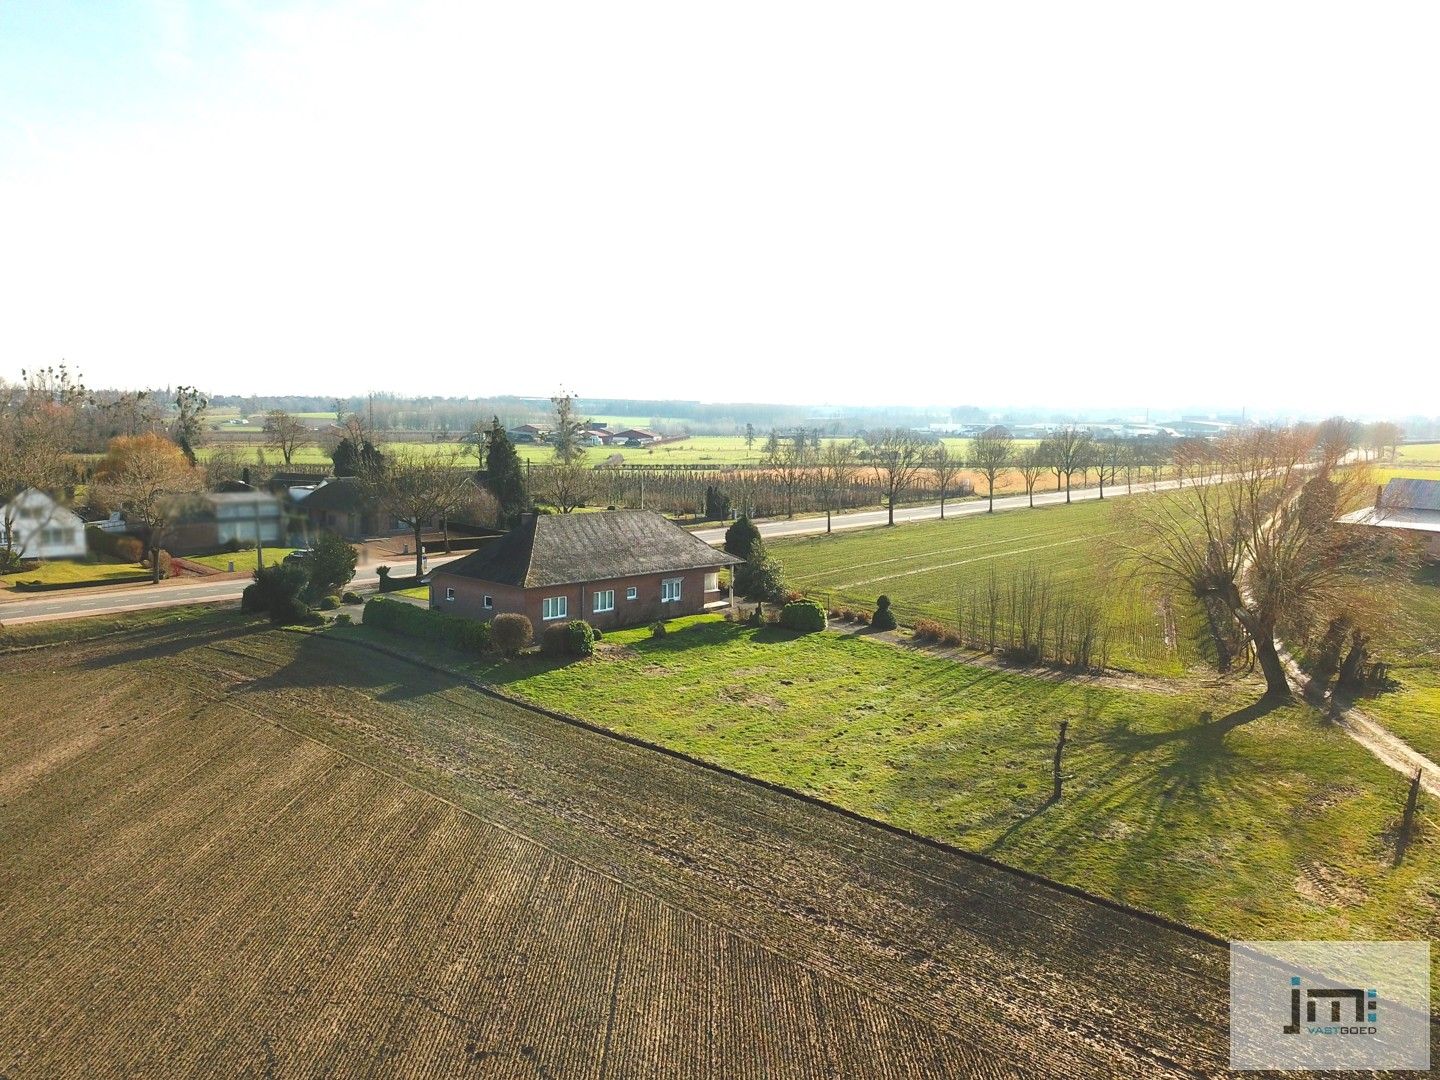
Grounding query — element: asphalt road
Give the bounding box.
[4,477,1186,626]
[0,555,465,626]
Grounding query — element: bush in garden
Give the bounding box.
[333,612,353,626]
[318,594,341,610]
[305,532,358,598]
[565,620,597,656]
[723,515,761,560]
[650,620,667,638]
[490,612,533,656]
[871,595,897,631]
[114,535,145,563]
[779,599,827,633]
[913,618,946,642]
[341,591,362,605]
[242,562,310,623]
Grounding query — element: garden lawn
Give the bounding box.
[183,547,296,572]
[0,558,149,589]
[768,497,1204,677]
[399,615,1440,986]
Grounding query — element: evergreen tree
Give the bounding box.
[723,514,761,560]
[484,417,528,525]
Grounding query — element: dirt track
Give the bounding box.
[0,615,1427,1076]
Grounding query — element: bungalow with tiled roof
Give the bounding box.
[429,510,740,628]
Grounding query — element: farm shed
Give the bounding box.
[1338,478,1440,558]
[429,509,740,629]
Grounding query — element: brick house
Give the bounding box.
[429,510,741,629]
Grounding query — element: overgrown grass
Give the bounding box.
[183,547,297,572]
[403,615,1440,983]
[0,603,224,648]
[0,558,148,589]
[768,497,1202,676]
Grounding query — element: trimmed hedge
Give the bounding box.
[779,598,827,633]
[541,620,597,659]
[491,613,533,656]
[871,594,897,631]
[363,597,491,654]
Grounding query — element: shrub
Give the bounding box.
[781,588,805,605]
[333,612,353,626]
[143,549,176,578]
[871,595,897,631]
[939,628,965,648]
[543,619,596,658]
[341,590,362,605]
[780,599,827,633]
[854,609,871,625]
[650,620,667,638]
[364,597,493,653]
[242,562,310,623]
[306,532,358,598]
[318,594,341,610]
[491,612,533,656]
[747,605,764,626]
[913,618,946,642]
[591,627,603,641]
[115,535,145,562]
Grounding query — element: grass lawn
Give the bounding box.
[0,557,149,589]
[389,585,429,599]
[183,547,296,572]
[347,613,1440,990]
[768,497,1202,677]
[1397,442,1440,465]
[1361,562,1440,762]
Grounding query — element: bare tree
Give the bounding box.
[969,426,1014,513]
[927,441,963,519]
[372,449,477,577]
[92,434,205,583]
[815,439,859,533]
[1120,427,1395,700]
[765,431,813,519]
[866,428,926,526]
[263,410,308,466]
[1050,426,1092,504]
[1015,445,1045,509]
[533,457,595,514]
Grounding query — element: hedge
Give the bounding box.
[779,598,827,633]
[363,597,491,653]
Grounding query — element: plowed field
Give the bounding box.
[1,613,1419,1076]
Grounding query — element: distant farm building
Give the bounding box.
[1339,478,1440,558]
[429,510,739,628]
[612,428,662,446]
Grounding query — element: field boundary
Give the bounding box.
[321,627,1240,951]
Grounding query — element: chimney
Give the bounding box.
[1375,484,1384,510]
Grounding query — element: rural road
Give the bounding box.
[0,555,466,626]
[691,476,1187,544]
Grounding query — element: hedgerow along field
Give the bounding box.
[769,496,1203,676]
[1,611,1261,1076]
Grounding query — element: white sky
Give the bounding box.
[1,1,1435,415]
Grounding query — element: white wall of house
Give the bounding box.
[0,489,87,559]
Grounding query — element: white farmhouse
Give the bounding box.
[0,488,88,560]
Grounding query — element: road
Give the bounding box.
[0,555,466,626]
[5,478,1183,626]
[691,476,1187,543]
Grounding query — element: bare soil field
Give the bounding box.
[0,613,1426,1076]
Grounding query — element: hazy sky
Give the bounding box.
[1,2,1435,415]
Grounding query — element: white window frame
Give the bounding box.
[593,589,615,614]
[661,577,682,604]
[445,587,455,602]
[483,594,493,609]
[626,586,638,601]
[704,572,719,592]
[542,595,568,621]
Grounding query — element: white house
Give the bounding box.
[0,488,88,560]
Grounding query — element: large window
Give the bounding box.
[593,589,615,613]
[704,572,719,592]
[542,595,568,621]
[661,578,682,603]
